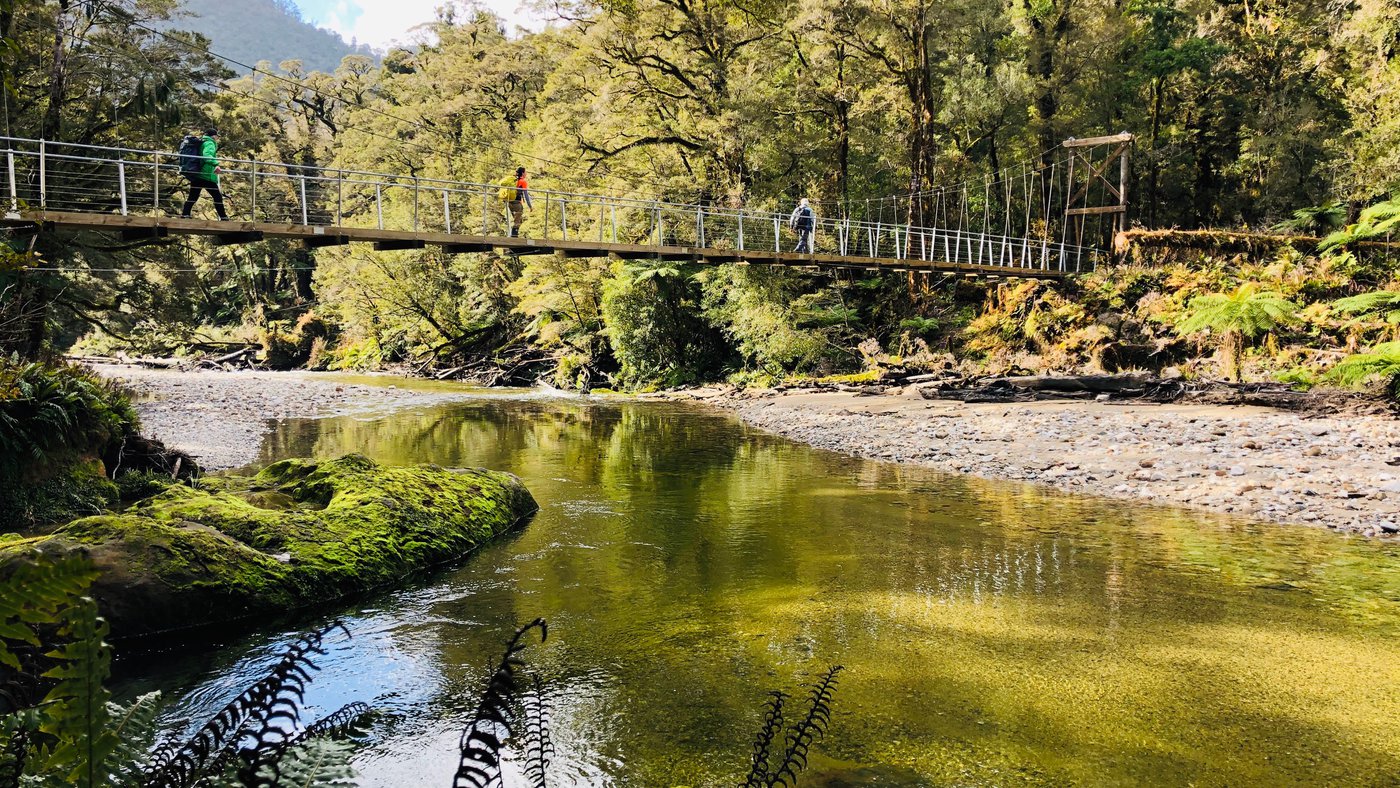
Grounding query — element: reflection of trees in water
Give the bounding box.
[224,399,1400,785]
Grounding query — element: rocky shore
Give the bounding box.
[99,364,1400,538]
[683,387,1400,538]
[95,364,507,469]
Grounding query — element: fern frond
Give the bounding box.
[259,737,356,788]
[36,596,116,788]
[106,692,163,787]
[141,620,348,788]
[452,618,547,788]
[743,691,786,787]
[294,703,373,745]
[768,666,843,787]
[520,674,552,788]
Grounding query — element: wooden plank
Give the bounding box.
[440,242,496,254]
[1062,133,1134,148]
[214,231,264,246]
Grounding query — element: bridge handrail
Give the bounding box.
[1,135,1102,271]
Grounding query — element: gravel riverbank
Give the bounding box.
[103,364,1400,537]
[97,364,506,470]
[680,387,1400,538]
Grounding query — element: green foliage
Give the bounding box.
[0,360,138,480]
[1332,291,1400,324]
[1325,342,1400,398]
[1176,284,1300,339]
[1272,202,1348,234]
[1175,284,1300,381]
[1319,200,1400,251]
[601,263,727,387]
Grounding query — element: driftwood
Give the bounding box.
[210,347,256,364]
[979,373,1153,393]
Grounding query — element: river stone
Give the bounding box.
[1,454,537,639]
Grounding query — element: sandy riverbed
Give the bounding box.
[103,364,1400,537]
[674,387,1400,538]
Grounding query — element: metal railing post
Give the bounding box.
[7,149,18,213]
[376,184,383,230]
[299,175,309,225]
[773,215,779,252]
[250,161,257,222]
[412,177,420,232]
[610,203,617,242]
[738,210,744,251]
[561,198,568,240]
[482,191,489,234]
[152,152,160,216]
[117,160,128,216]
[544,191,551,240]
[696,206,704,247]
[443,189,451,234]
[336,171,344,226]
[38,140,46,209]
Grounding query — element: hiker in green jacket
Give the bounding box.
[178,127,228,220]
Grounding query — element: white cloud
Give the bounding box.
[298,0,547,50]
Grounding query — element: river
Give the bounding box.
[112,392,1400,786]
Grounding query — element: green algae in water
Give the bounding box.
[116,394,1400,787]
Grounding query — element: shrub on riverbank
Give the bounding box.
[1,454,538,638]
[0,360,136,527]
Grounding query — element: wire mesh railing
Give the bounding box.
[2,137,1102,272]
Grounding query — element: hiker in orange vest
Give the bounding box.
[500,166,533,237]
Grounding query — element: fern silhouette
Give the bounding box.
[520,674,553,788]
[744,665,844,788]
[141,620,348,788]
[452,618,549,788]
[743,691,787,787]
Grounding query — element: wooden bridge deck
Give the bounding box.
[4,210,1070,279]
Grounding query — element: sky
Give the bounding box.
[292,0,547,49]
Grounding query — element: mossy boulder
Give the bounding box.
[1,454,537,638]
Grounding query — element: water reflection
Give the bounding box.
[115,396,1400,786]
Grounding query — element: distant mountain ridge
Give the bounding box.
[165,0,376,74]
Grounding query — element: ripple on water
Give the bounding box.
[113,396,1400,787]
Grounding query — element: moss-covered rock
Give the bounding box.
[1,454,537,638]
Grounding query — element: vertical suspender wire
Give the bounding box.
[980,178,991,267]
[1002,173,1013,267]
[1042,160,1056,269]
[1022,164,1032,267]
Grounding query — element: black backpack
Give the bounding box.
[177,135,203,175]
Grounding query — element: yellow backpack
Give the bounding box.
[497,177,518,201]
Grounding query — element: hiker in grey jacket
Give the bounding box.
[789,198,815,253]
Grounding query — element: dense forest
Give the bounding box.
[2,0,1398,389]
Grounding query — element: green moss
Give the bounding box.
[4,454,537,638]
[0,458,119,529]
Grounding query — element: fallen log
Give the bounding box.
[978,373,1153,393]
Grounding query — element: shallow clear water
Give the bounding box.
[113,393,1400,786]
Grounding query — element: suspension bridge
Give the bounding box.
[0,134,1132,278]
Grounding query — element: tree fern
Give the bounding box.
[1271,201,1346,234]
[1176,284,1299,381]
[1324,342,1400,398]
[1318,199,1400,251]
[1333,291,1400,339]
